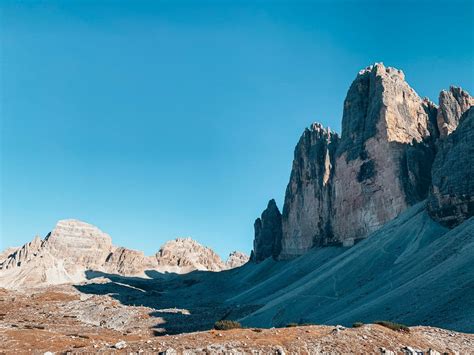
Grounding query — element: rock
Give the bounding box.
[274,63,440,258]
[251,199,282,262]
[0,236,43,270]
[401,346,423,355]
[280,123,339,258]
[113,340,127,349]
[0,220,237,289]
[428,107,474,227]
[103,247,158,275]
[155,238,226,272]
[437,86,473,137]
[380,348,395,355]
[45,219,114,269]
[158,348,177,355]
[332,63,437,246]
[225,251,249,269]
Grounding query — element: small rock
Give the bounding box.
[159,348,177,355]
[114,341,127,349]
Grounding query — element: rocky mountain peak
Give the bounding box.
[437,86,473,137]
[45,219,113,269]
[225,251,249,269]
[155,237,226,272]
[254,63,473,261]
[252,199,283,262]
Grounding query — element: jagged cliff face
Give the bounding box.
[437,87,474,137]
[280,124,339,258]
[254,63,472,261]
[251,199,282,262]
[331,63,437,246]
[429,107,474,227]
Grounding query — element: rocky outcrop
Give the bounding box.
[331,63,437,246]
[225,251,249,269]
[155,238,226,272]
[437,87,474,137]
[267,63,473,259]
[0,236,43,270]
[251,199,282,262]
[45,219,114,270]
[104,247,158,275]
[428,107,474,227]
[280,124,339,258]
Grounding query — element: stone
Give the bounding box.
[103,247,158,275]
[225,251,249,269]
[275,63,440,258]
[437,86,474,137]
[113,340,127,349]
[332,63,437,246]
[155,237,226,272]
[251,199,282,262]
[428,107,474,227]
[280,123,339,258]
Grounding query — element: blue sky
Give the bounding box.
[1,0,473,257]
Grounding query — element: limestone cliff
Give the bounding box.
[280,123,339,258]
[251,199,282,262]
[331,63,437,246]
[437,87,474,137]
[428,107,474,226]
[254,63,472,261]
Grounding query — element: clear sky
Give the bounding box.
[1,0,473,257]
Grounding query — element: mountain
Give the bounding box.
[0,220,248,289]
[252,63,473,261]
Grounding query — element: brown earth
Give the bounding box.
[0,286,472,354]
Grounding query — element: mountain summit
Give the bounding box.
[0,220,248,289]
[252,63,473,261]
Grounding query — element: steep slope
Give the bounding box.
[232,204,473,332]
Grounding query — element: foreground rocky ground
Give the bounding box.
[0,286,472,354]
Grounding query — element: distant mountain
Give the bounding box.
[0,220,248,289]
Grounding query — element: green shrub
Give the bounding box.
[213,320,242,330]
[374,320,410,332]
[286,322,299,327]
[352,322,364,328]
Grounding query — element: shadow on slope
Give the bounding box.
[74,203,474,334]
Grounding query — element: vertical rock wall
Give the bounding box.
[428,107,474,227]
[280,124,339,258]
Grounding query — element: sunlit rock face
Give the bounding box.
[279,124,339,258]
[264,63,471,260]
[155,237,227,272]
[225,251,249,269]
[429,107,474,227]
[45,219,114,270]
[437,87,474,137]
[251,199,282,262]
[331,63,438,246]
